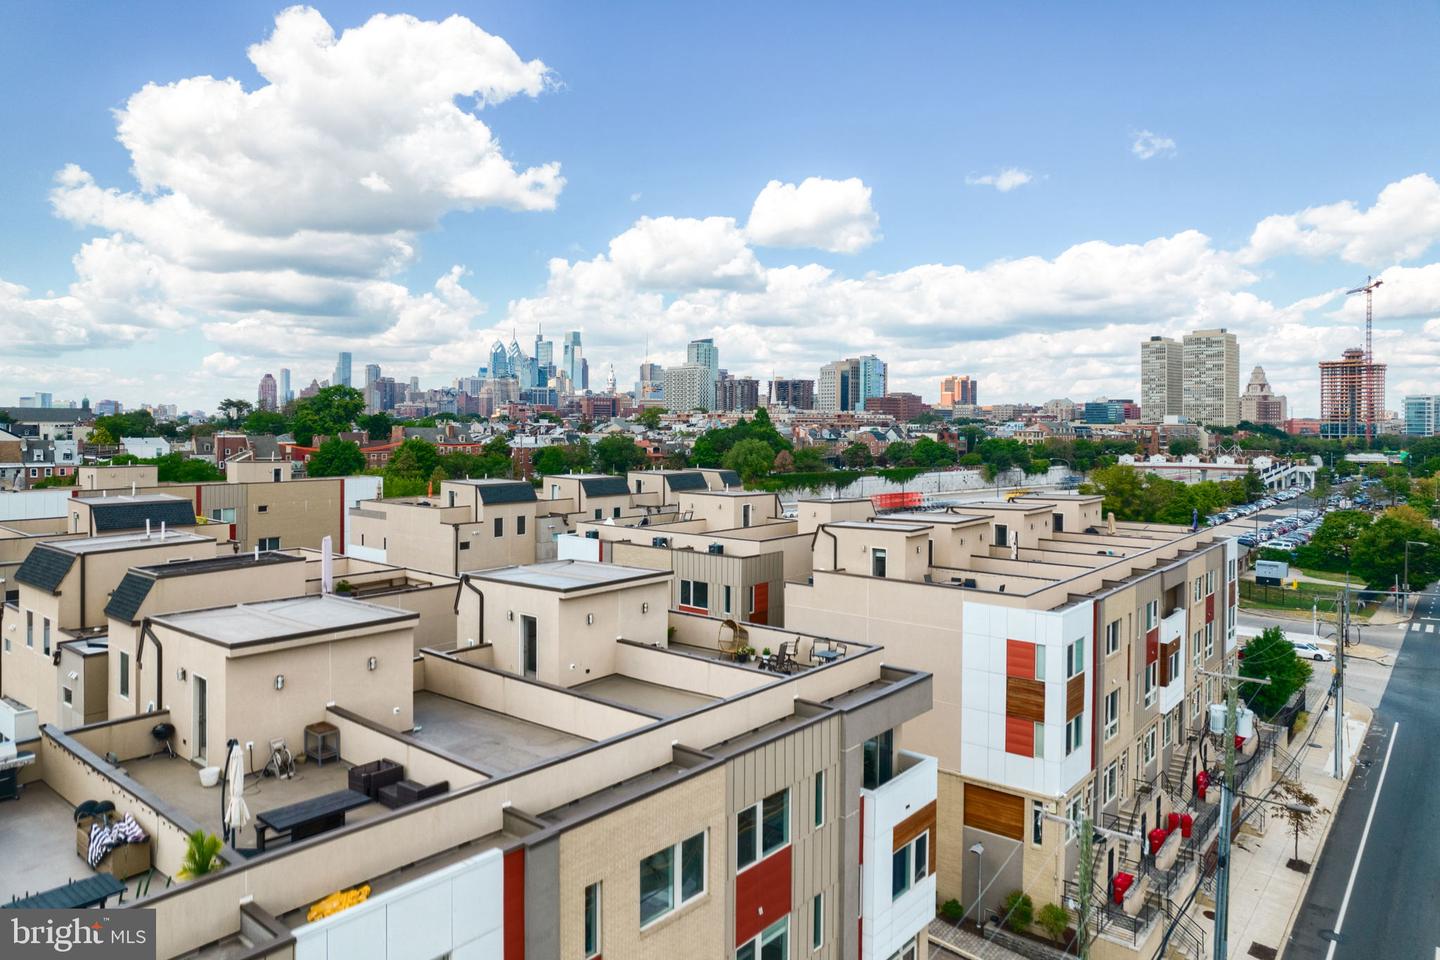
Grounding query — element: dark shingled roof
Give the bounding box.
[15,545,77,594]
[712,469,742,488]
[104,571,156,624]
[663,472,708,492]
[577,476,630,497]
[89,498,197,533]
[475,481,537,505]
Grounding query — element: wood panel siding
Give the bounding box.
[1006,677,1045,723]
[1066,674,1085,720]
[1006,638,1036,678]
[963,784,1023,841]
[892,800,937,852]
[1159,640,1179,686]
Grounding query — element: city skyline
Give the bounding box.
[4,4,1440,414]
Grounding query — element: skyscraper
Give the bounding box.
[716,375,759,412]
[770,379,815,410]
[686,338,720,385]
[489,340,511,380]
[1238,366,1287,426]
[257,374,278,412]
[1181,329,1239,427]
[333,352,353,389]
[279,368,292,406]
[363,364,382,412]
[1403,396,1440,436]
[1139,336,1183,422]
[663,364,716,412]
[561,331,584,387]
[637,362,664,401]
[1319,348,1386,439]
[938,376,977,408]
[817,356,886,412]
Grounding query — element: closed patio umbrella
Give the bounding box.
[222,740,250,846]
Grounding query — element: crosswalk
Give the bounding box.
[1400,621,1438,632]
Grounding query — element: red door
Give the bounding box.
[750,582,769,625]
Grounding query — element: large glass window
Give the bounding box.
[583,882,601,959]
[1064,714,1083,755]
[1104,689,1119,741]
[1065,637,1084,677]
[892,832,928,900]
[680,579,709,609]
[863,729,894,789]
[639,831,706,927]
[736,917,789,960]
[814,771,825,828]
[871,548,887,578]
[812,893,823,950]
[119,651,130,699]
[738,789,789,870]
[1105,619,1121,655]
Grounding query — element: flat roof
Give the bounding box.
[959,500,1056,512]
[150,595,417,647]
[48,531,210,555]
[826,519,930,533]
[684,488,770,498]
[877,511,988,525]
[469,560,670,593]
[137,551,303,578]
[78,493,183,506]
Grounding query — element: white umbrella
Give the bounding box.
[223,743,250,844]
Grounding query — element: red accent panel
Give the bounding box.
[751,582,769,626]
[1145,628,1159,666]
[337,477,346,554]
[1005,638,1035,678]
[1205,594,1215,624]
[1091,599,1102,774]
[195,484,203,516]
[735,845,792,946]
[1004,716,1034,755]
[504,847,525,960]
[858,796,864,864]
[678,604,708,615]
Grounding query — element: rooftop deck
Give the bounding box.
[410,691,590,773]
[572,674,715,716]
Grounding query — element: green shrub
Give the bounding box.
[940,898,964,921]
[1037,903,1069,941]
[1002,890,1034,932]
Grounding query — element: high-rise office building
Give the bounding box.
[1140,336,1184,423]
[637,362,664,401]
[1181,329,1239,427]
[333,352,353,389]
[817,356,886,413]
[686,338,720,385]
[363,364,382,412]
[488,340,511,380]
[257,373,278,412]
[716,375,759,412]
[769,379,815,410]
[535,329,554,384]
[279,368,292,406]
[938,376,977,408]
[663,364,716,412]
[1403,395,1440,436]
[1320,348,1386,439]
[561,331,584,388]
[1238,366,1287,426]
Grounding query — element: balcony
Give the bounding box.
[860,750,938,960]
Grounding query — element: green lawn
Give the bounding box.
[1239,580,1378,621]
[1293,567,1351,584]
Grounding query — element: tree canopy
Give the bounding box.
[593,434,647,475]
[110,452,223,483]
[723,438,776,483]
[690,408,791,467]
[306,438,365,477]
[1239,626,1313,718]
[291,386,364,446]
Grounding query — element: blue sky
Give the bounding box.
[3,2,1439,414]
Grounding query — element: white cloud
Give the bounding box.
[965,168,1034,192]
[1244,174,1440,266]
[1131,130,1177,160]
[2,6,554,362]
[608,216,764,289]
[745,177,879,253]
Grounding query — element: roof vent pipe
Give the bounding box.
[160,521,166,540]
[145,519,151,539]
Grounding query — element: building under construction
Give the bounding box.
[1319,347,1386,439]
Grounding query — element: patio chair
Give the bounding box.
[717,618,749,660]
[348,759,404,799]
[776,640,800,673]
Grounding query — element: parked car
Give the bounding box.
[1289,637,1334,662]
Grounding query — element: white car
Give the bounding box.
[1289,638,1334,662]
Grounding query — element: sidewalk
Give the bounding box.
[1194,699,1371,959]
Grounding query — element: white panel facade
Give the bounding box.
[1158,607,1186,714]
[860,750,938,960]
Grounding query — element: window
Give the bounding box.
[62,686,73,706]
[1144,661,1157,707]
[723,585,732,615]
[1031,800,1044,845]
[812,893,825,949]
[1205,622,1215,659]
[1190,688,1202,721]
[517,515,526,536]
[1064,714,1083,755]
[583,882,601,959]
[736,917,789,960]
[814,771,825,828]
[1145,599,1159,630]
[1193,577,1203,603]
[871,547,887,578]
[1143,726,1156,765]
[1065,793,1083,840]
[26,610,33,647]
[458,540,471,551]
[119,651,130,699]
[257,505,268,513]
[862,730,894,789]
[738,789,790,870]
[1103,760,1118,803]
[639,831,706,927]
[1162,711,1173,747]
[613,507,622,519]
[995,523,1008,547]
[494,517,504,537]
[209,507,236,524]
[1104,689,1119,741]
[747,585,756,614]
[1167,647,1180,686]
[594,508,602,520]
[43,618,51,655]
[679,579,709,609]
[1065,638,1084,678]
[1105,619,1121,656]
[891,831,928,899]
[1192,629,1202,666]
[1033,722,1045,760]
[1206,570,1216,595]
[258,536,280,551]
[1228,557,1238,581]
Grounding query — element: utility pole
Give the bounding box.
[1040,812,1138,960]
[1198,666,1271,960]
[1335,570,1348,780]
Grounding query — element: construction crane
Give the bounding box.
[1345,276,1384,442]
[1346,275,1383,363]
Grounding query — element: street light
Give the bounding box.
[970,842,985,918]
[1403,541,1428,614]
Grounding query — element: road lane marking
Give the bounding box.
[1428,624,1436,634]
[1325,722,1399,960]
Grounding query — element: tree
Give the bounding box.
[1300,509,1372,571]
[306,438,365,477]
[842,442,873,468]
[723,438,776,483]
[1274,777,1325,865]
[386,437,439,479]
[1168,437,1200,457]
[242,409,289,435]
[1351,506,1440,590]
[532,446,571,476]
[772,449,795,472]
[357,412,393,442]
[910,436,958,470]
[593,434,647,475]
[1382,467,1412,505]
[291,386,364,445]
[428,465,448,494]
[88,424,119,445]
[883,441,914,466]
[636,407,664,430]
[792,446,827,471]
[1238,627,1313,718]
[178,830,224,881]
[217,399,253,427]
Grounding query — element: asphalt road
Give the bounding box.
[1282,586,1440,960]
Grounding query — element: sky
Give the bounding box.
[3,2,1440,416]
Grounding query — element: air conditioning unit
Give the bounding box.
[585,530,600,540]
[707,543,724,555]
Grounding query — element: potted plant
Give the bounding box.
[736,645,755,663]
[178,830,224,880]
[335,579,354,595]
